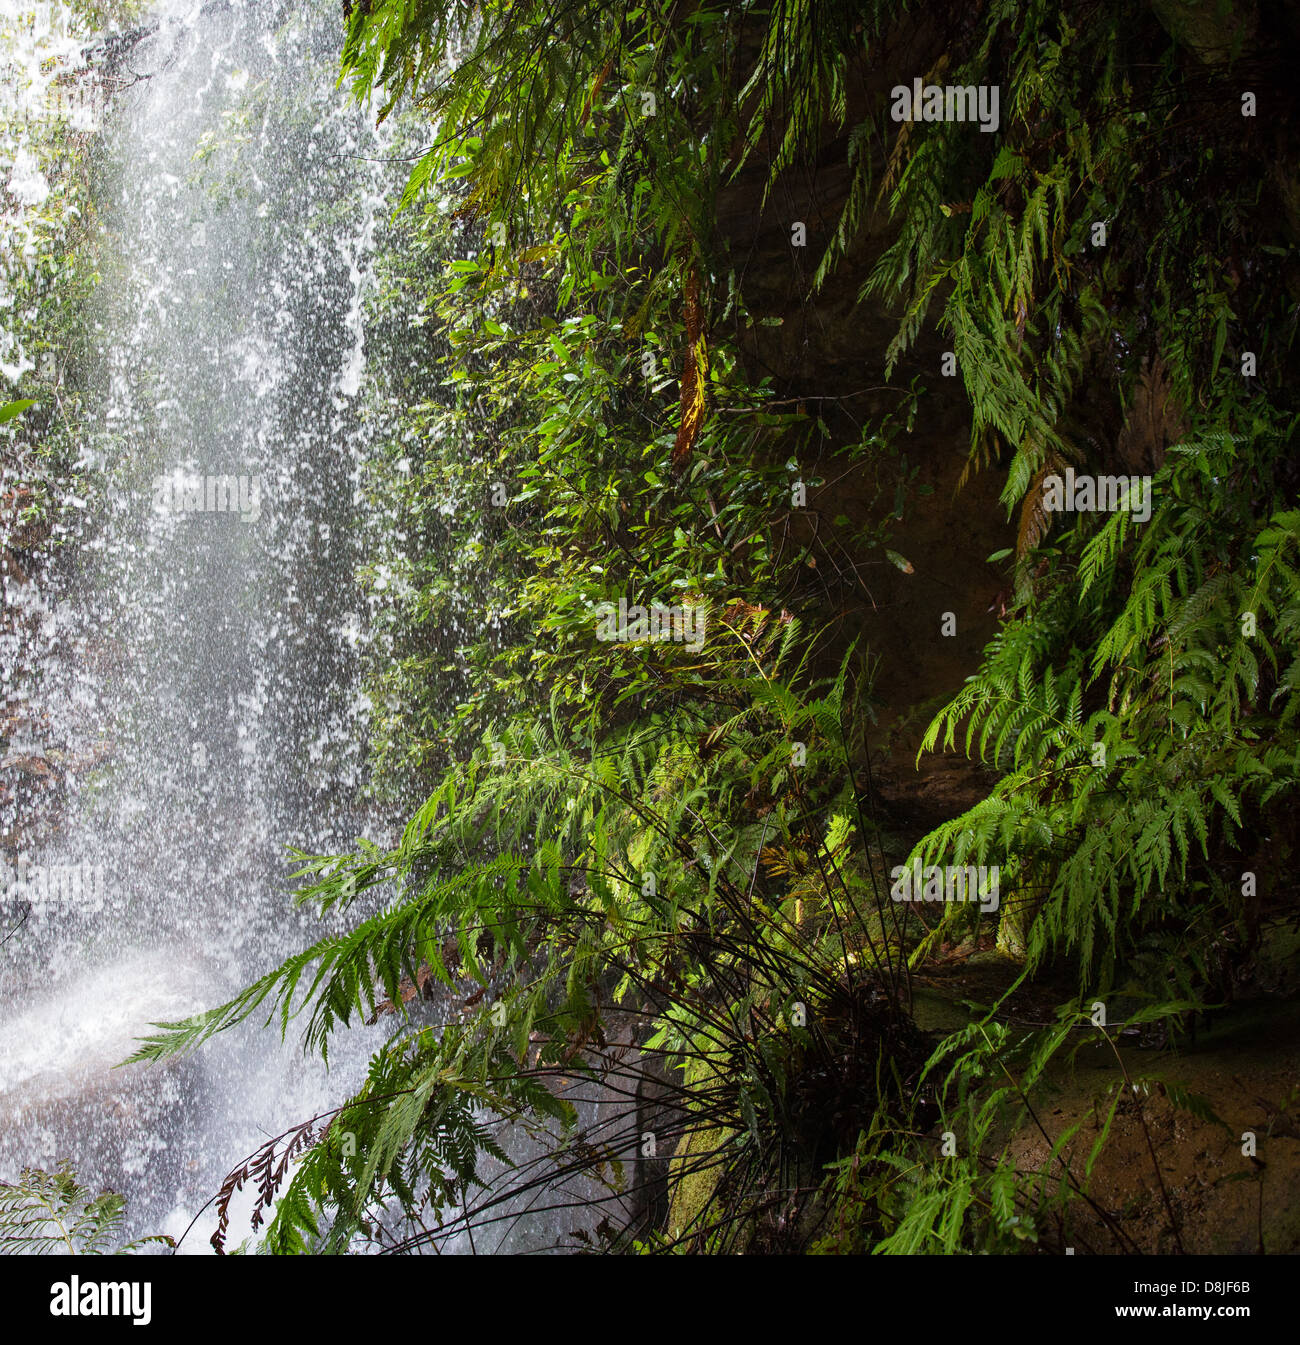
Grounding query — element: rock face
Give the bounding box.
[707,12,1012,831]
[1009,999,1300,1254]
[1150,0,1260,64]
[0,486,49,552]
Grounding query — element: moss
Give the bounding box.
[666,1055,736,1247]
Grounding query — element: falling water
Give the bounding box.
[0,0,409,1248]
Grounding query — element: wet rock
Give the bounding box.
[0,546,32,587]
[0,487,50,551]
[1150,0,1259,64]
[0,751,60,779]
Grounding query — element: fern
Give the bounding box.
[0,1165,172,1255]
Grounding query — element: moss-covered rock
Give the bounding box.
[1149,0,1258,63]
[666,1054,737,1247]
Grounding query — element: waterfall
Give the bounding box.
[0,0,406,1249]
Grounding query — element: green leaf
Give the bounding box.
[0,399,34,425]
